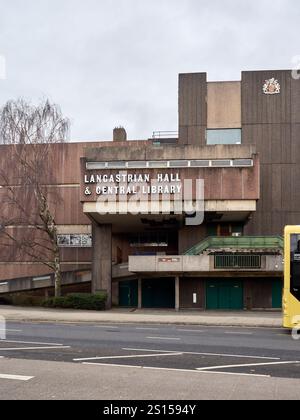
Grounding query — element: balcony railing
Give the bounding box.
[184,236,284,256]
[215,254,261,269]
[152,131,178,139]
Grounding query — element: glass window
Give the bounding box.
[232,159,253,167]
[107,161,127,169]
[190,160,210,167]
[290,235,300,290]
[130,232,168,248]
[211,160,231,167]
[86,162,106,170]
[207,129,242,145]
[148,161,168,168]
[127,161,148,169]
[169,161,189,168]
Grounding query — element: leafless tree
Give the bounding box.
[0,99,69,297]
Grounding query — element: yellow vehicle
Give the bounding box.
[283,226,300,329]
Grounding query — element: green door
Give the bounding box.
[119,280,138,307]
[272,279,283,309]
[219,285,231,309]
[206,283,219,309]
[206,280,243,310]
[230,283,244,310]
[142,278,175,309]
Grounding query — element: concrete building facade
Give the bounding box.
[1,70,298,311]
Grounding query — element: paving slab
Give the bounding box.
[0,306,282,328]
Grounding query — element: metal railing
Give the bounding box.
[152,131,178,139]
[215,254,262,269]
[184,236,284,256]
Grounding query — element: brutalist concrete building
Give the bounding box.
[1,70,299,311]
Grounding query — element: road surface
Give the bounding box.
[0,321,299,400]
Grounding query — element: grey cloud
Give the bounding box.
[0,0,299,141]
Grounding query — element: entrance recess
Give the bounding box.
[142,278,175,309]
[119,280,138,307]
[206,280,243,310]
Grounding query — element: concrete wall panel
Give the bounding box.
[207,82,241,129]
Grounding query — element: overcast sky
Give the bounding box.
[0,0,299,141]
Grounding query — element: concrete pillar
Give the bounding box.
[175,276,180,312]
[138,278,142,310]
[178,73,207,145]
[92,223,112,309]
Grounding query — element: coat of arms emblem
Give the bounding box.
[263,78,281,95]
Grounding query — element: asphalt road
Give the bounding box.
[0,321,300,400]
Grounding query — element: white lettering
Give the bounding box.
[176,185,182,193]
[103,405,138,418]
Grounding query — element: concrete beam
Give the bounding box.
[84,201,257,218]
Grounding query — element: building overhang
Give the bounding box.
[83,200,256,232]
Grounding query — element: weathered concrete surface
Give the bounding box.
[129,255,283,274]
[84,144,257,162]
[207,81,241,129]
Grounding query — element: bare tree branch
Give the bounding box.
[0,99,70,297]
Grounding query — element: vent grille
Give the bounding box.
[215,254,261,269]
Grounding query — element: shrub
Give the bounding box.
[43,293,107,311]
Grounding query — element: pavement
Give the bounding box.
[0,305,282,328]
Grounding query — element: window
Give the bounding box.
[232,159,253,167]
[169,160,189,168]
[207,223,244,237]
[206,129,242,145]
[58,234,92,248]
[86,162,106,170]
[127,161,148,169]
[190,160,210,167]
[107,161,126,169]
[85,158,253,170]
[148,161,169,168]
[211,160,231,167]
[130,232,169,248]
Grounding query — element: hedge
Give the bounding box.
[43,293,107,311]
